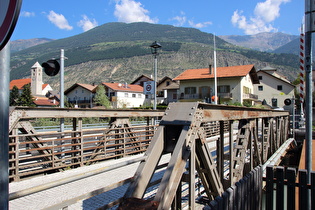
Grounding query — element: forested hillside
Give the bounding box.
[10,22,299,89]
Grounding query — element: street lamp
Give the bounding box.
[150,41,161,110]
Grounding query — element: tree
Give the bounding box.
[19,84,35,107]
[93,85,111,108]
[10,85,20,106]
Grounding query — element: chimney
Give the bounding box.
[209,65,212,74]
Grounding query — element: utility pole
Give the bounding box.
[305,0,313,209]
[305,0,313,179]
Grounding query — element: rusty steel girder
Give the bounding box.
[120,102,290,209]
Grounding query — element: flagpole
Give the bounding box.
[214,33,218,105]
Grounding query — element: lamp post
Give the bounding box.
[150,41,162,110]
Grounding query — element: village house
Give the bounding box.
[102,82,145,108]
[254,66,295,109]
[64,83,98,108]
[33,96,59,107]
[131,75,179,105]
[157,76,179,104]
[131,75,153,86]
[173,64,260,105]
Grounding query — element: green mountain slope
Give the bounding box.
[272,38,299,55]
[10,22,299,89]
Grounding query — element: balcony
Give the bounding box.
[68,99,92,104]
[218,92,232,99]
[243,93,258,100]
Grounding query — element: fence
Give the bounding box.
[8,106,230,182]
[265,166,315,210]
[208,165,315,210]
[209,165,262,210]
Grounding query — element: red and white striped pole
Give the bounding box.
[299,24,305,107]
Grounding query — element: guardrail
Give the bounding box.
[8,106,228,182]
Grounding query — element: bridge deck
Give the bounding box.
[9,154,149,209]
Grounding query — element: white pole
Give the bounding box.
[60,49,65,109]
[214,34,218,105]
[60,49,65,158]
[154,54,157,110]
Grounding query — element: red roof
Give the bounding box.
[64,83,98,94]
[42,84,49,89]
[173,64,256,81]
[10,78,31,90]
[102,83,143,93]
[10,78,50,91]
[33,97,59,106]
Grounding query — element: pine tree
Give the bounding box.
[93,85,111,108]
[10,85,20,106]
[19,84,35,107]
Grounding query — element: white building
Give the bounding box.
[102,82,145,108]
[254,66,295,109]
[64,83,97,108]
[173,64,260,105]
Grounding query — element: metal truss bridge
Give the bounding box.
[8,102,291,209]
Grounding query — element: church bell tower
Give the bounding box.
[31,62,43,96]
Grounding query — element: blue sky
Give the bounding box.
[11,0,303,41]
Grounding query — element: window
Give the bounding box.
[132,94,136,98]
[272,98,277,107]
[138,94,142,98]
[258,86,263,91]
[218,85,230,93]
[82,90,84,93]
[277,85,283,91]
[258,76,262,80]
[243,86,251,94]
[125,93,128,97]
[199,86,210,98]
[166,81,170,86]
[184,87,196,94]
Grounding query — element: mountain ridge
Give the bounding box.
[10,22,299,90]
[219,32,298,52]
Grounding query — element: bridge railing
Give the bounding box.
[8,107,166,181]
[9,106,233,182]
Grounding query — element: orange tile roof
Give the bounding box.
[173,64,255,81]
[10,78,31,90]
[10,78,50,91]
[33,97,59,106]
[77,83,98,92]
[103,83,143,93]
[64,83,98,94]
[42,84,49,89]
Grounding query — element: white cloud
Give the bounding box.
[20,11,35,17]
[114,0,158,23]
[47,10,73,31]
[188,20,212,28]
[170,11,187,26]
[78,15,98,32]
[231,0,290,35]
[171,11,211,29]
